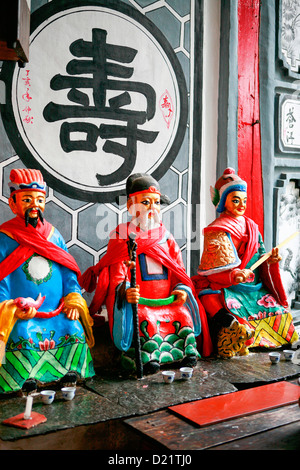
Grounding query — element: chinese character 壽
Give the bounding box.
[43,28,159,185]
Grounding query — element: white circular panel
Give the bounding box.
[4,2,187,202]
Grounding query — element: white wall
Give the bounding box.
[200,0,220,238]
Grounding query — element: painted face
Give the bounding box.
[224,191,247,217]
[127,192,161,230]
[9,190,46,219]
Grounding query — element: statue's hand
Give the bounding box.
[124,260,136,270]
[171,289,188,305]
[15,306,37,320]
[233,268,254,284]
[268,247,282,265]
[126,286,140,304]
[64,307,80,321]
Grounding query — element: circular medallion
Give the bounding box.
[22,254,53,285]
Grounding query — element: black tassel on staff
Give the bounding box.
[127,233,143,379]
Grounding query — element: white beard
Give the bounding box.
[130,207,161,231]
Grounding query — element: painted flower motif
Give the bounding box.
[39,338,55,351]
[227,298,241,310]
[257,294,278,308]
[249,311,279,321]
[248,311,265,320]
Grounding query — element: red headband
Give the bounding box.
[129,186,161,198]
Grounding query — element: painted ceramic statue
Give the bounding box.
[0,169,94,393]
[79,173,212,374]
[192,168,299,358]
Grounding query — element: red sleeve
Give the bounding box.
[260,262,288,308]
[164,235,187,290]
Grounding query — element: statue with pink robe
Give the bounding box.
[192,168,299,357]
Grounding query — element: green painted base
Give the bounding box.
[0,343,94,393]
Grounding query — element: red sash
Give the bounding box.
[79,222,213,357]
[80,222,192,300]
[0,217,81,282]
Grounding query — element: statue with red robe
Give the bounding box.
[80,174,212,374]
[192,168,299,357]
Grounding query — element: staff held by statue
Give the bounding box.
[127,233,143,379]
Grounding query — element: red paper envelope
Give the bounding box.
[169,381,300,427]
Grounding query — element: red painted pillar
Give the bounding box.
[237,0,264,236]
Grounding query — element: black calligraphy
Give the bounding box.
[22,70,33,124]
[285,106,296,145]
[43,28,158,185]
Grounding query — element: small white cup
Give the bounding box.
[61,386,76,400]
[283,350,294,361]
[162,371,175,383]
[41,390,56,404]
[269,352,281,363]
[180,367,193,379]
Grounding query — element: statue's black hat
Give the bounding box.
[126,173,170,205]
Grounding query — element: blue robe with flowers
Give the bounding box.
[0,228,94,393]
